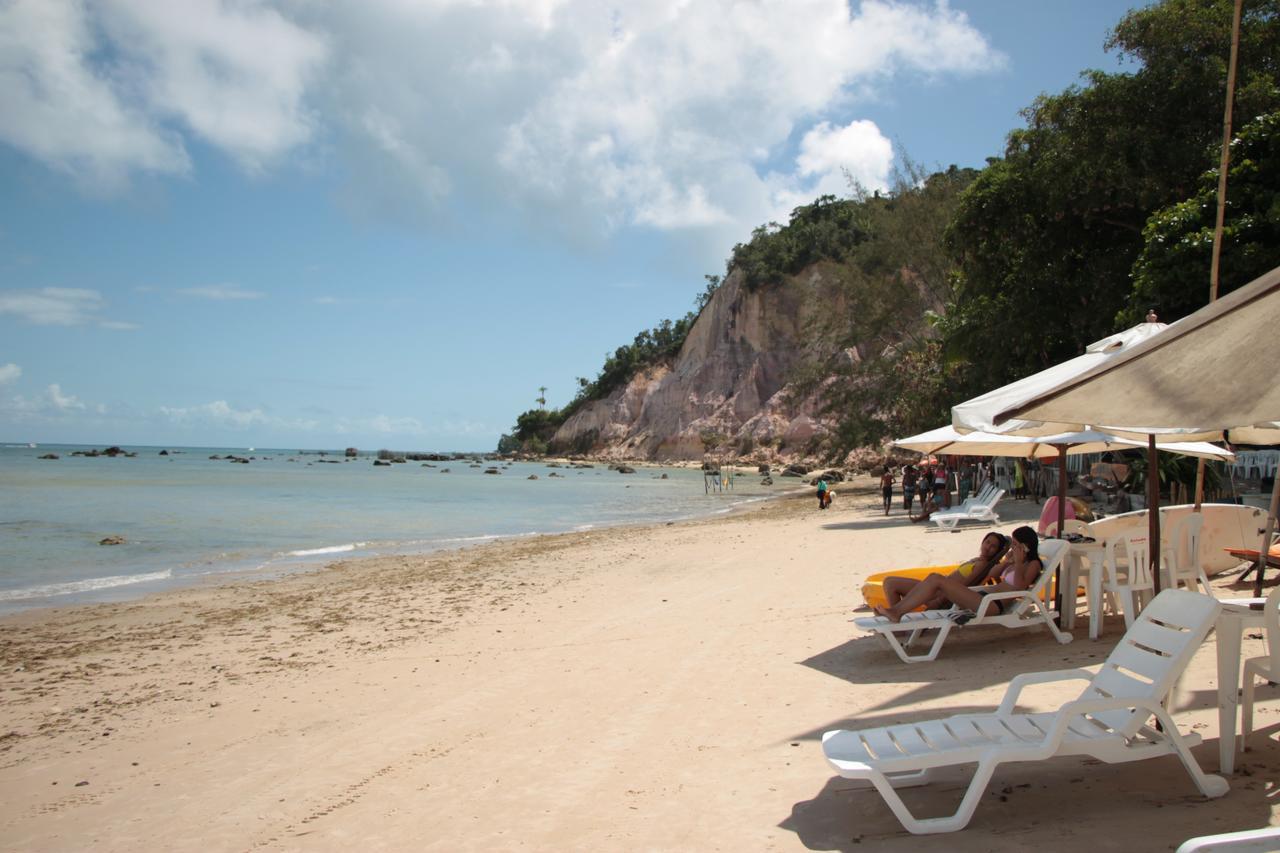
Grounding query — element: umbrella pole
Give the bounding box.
[1149,435,1162,594]
[1252,471,1280,599]
[1053,445,1068,625]
[1194,459,1205,510]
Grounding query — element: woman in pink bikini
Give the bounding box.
[873,526,1042,623]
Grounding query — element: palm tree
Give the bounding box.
[537,386,547,409]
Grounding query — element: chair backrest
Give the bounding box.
[1166,513,1205,584]
[1044,519,1091,539]
[1077,589,1221,738]
[1009,538,1067,615]
[1106,531,1154,590]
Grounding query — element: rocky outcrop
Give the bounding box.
[551,269,843,462]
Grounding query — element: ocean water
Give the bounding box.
[0,444,783,613]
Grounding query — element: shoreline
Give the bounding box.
[0,452,806,616]
[5,484,1269,850]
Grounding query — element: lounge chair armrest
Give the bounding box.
[1034,694,1176,749]
[997,669,1095,714]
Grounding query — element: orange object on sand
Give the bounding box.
[1225,543,1280,568]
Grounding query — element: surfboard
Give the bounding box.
[1087,503,1270,576]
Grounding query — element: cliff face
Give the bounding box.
[551,270,843,462]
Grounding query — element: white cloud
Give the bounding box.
[0,287,103,324]
[3,0,1003,234]
[0,287,138,327]
[334,414,427,435]
[0,382,98,419]
[0,0,326,187]
[159,399,317,431]
[0,0,189,188]
[46,383,84,411]
[0,363,20,385]
[178,285,266,301]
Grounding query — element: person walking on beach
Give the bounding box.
[816,477,829,510]
[879,469,896,515]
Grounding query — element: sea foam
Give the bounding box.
[0,569,174,601]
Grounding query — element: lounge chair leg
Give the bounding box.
[1150,705,1230,798]
[865,759,998,834]
[1031,598,1073,645]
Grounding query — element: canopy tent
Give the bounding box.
[996,265,1280,595]
[894,425,1235,462]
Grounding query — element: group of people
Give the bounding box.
[878,462,986,522]
[874,526,1043,623]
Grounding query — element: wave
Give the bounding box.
[285,542,367,557]
[0,569,174,602]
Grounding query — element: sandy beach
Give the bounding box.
[2,479,1278,850]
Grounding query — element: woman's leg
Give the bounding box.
[876,573,983,622]
[882,576,917,607]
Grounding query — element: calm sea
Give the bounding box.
[0,444,782,614]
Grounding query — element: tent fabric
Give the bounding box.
[993,267,1280,441]
[951,322,1169,437]
[893,425,1235,462]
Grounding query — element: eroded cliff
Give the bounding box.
[550,269,843,462]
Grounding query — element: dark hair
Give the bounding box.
[1011,525,1040,562]
[982,532,1009,554]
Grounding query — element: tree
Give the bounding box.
[1126,110,1280,324]
[940,0,1280,392]
[536,386,547,409]
[792,161,979,455]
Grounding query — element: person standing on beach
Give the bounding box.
[902,465,918,512]
[879,469,896,515]
[816,477,829,510]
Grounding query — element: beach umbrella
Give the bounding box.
[949,318,1253,582]
[894,425,1235,462]
[993,265,1280,595]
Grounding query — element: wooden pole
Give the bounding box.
[1194,0,1245,510]
[1053,445,1069,624]
[1149,435,1163,594]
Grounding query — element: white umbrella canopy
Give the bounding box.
[951,321,1170,437]
[894,425,1234,462]
[989,266,1280,442]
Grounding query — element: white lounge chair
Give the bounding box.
[930,488,1004,530]
[824,589,1227,835]
[853,540,1070,663]
[1177,827,1280,853]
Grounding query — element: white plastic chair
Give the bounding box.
[1105,531,1154,629]
[1164,513,1211,597]
[1241,585,1280,746]
[825,589,1227,834]
[1233,450,1254,480]
[854,540,1071,663]
[1043,519,1091,539]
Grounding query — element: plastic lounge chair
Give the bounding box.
[824,589,1227,835]
[1176,827,1280,853]
[853,540,1070,663]
[930,488,1005,530]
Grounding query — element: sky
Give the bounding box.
[0,0,1139,451]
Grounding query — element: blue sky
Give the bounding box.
[0,0,1136,451]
